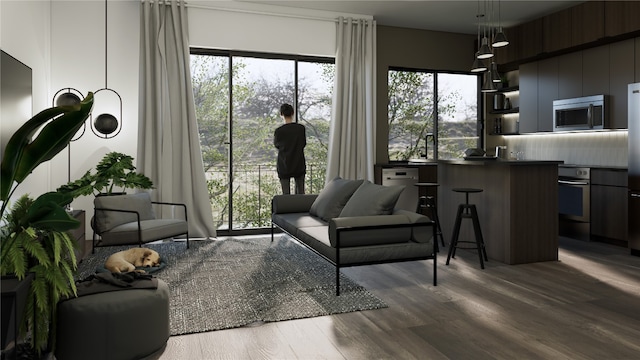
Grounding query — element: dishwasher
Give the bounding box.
[381,167,419,212]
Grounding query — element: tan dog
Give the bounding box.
[105,248,161,273]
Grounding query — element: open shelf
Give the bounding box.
[490,107,519,115]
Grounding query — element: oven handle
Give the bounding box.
[558,179,589,186]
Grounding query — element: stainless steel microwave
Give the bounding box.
[553,95,607,131]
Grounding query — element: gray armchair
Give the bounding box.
[92,192,188,253]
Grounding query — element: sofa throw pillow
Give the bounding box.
[339,181,405,217]
[94,192,156,233]
[309,177,364,221]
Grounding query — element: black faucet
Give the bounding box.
[422,133,434,159]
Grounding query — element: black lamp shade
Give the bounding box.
[94,113,119,135]
[55,92,81,107]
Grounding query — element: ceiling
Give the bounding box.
[237,1,583,35]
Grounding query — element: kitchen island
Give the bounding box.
[438,159,562,264]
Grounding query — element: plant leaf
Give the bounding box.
[26,192,80,232]
[1,93,93,201]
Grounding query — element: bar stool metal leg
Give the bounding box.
[446,204,464,265]
[447,188,487,269]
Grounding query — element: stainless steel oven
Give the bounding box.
[558,166,590,223]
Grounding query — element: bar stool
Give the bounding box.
[414,183,445,252]
[446,188,488,269]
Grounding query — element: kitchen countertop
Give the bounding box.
[438,159,564,165]
[560,164,627,170]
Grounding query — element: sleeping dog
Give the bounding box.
[105,248,161,274]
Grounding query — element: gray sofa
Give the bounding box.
[271,178,437,295]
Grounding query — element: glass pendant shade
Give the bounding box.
[481,73,497,92]
[477,37,494,59]
[490,62,501,83]
[493,29,509,47]
[471,53,487,72]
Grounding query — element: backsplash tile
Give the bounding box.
[504,131,627,167]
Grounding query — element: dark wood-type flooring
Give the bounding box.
[146,236,640,359]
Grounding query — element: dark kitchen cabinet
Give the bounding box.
[558,51,582,100]
[605,1,640,37]
[636,37,640,83]
[571,1,604,46]
[543,8,572,53]
[494,26,520,65]
[537,57,558,132]
[518,62,538,134]
[582,46,610,97]
[591,169,628,244]
[519,19,544,60]
[609,39,635,129]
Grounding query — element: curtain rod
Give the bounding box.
[141,0,373,25]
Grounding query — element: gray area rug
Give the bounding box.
[76,235,388,335]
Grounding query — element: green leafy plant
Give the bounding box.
[1,194,78,352]
[57,152,153,197]
[0,93,93,355]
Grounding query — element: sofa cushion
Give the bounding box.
[309,177,363,221]
[339,181,404,217]
[94,192,156,233]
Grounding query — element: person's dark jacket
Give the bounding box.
[274,123,306,179]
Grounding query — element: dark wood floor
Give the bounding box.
[147,236,640,359]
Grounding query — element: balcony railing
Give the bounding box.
[205,163,325,230]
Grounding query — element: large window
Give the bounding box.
[190,50,333,233]
[388,68,480,161]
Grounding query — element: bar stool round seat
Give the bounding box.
[446,188,488,269]
[414,183,445,251]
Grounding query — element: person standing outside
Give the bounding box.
[274,103,306,194]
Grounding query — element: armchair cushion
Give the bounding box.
[99,219,188,245]
[94,193,155,233]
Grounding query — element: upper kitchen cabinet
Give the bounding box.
[605,1,640,37]
[582,46,609,97]
[543,8,572,53]
[636,37,640,83]
[518,62,538,134]
[558,52,582,100]
[494,26,520,65]
[571,1,604,46]
[537,57,558,132]
[519,19,544,60]
[609,39,635,129]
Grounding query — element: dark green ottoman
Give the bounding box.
[55,279,170,360]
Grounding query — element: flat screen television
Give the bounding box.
[1,49,33,160]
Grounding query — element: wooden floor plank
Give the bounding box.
[147,237,640,360]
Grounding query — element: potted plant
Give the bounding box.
[57,151,153,197]
[0,93,94,357]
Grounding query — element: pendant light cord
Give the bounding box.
[104,0,108,89]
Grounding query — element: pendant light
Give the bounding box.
[481,72,497,93]
[471,53,487,73]
[476,1,493,59]
[492,0,509,48]
[471,10,487,72]
[91,0,122,139]
[490,62,501,83]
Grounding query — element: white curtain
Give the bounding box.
[325,17,377,183]
[138,0,216,238]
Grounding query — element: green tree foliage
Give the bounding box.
[191,56,333,229]
[387,70,479,161]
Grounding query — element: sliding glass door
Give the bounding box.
[191,50,333,234]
